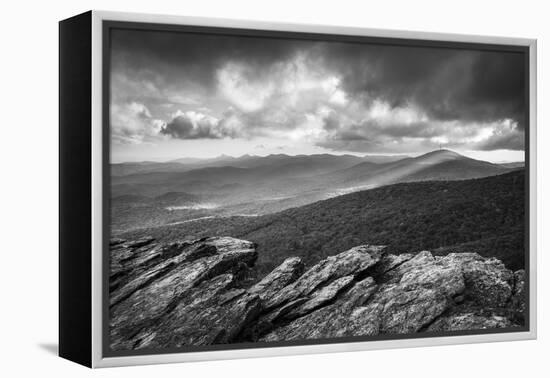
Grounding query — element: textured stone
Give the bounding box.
[261,276,379,342]
[438,253,514,307]
[109,237,126,246]
[264,245,385,310]
[427,313,515,332]
[109,236,525,350]
[362,254,466,334]
[126,236,155,249]
[286,275,355,318]
[510,269,526,321]
[247,257,304,303]
[370,252,414,278]
[133,276,262,349]
[109,237,257,350]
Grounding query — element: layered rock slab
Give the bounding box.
[109,237,257,350]
[109,236,526,350]
[261,250,525,341]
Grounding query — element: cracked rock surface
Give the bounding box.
[109,236,526,351]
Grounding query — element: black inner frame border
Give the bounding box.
[101,19,531,359]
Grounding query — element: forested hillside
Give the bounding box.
[118,170,525,276]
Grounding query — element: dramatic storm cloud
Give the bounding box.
[160,110,229,139]
[109,27,526,162]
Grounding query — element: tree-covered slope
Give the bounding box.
[119,170,525,276]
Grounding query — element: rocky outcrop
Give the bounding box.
[109,237,257,350]
[109,236,526,351]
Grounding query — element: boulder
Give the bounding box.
[352,251,466,334]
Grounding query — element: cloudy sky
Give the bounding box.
[109,28,526,163]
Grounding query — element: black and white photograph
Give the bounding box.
[107,24,528,353]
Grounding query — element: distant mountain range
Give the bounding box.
[112,153,407,176]
[109,149,525,237]
[111,149,518,206]
[112,150,523,177]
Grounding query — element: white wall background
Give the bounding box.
[0,0,547,376]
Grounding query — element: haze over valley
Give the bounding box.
[111,149,523,233]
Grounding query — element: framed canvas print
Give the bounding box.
[59,10,537,368]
